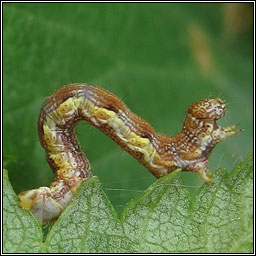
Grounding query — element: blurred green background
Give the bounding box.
[3,3,253,214]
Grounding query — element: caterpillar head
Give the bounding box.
[188,98,226,120]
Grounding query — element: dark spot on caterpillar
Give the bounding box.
[141,132,153,142]
[202,145,214,157]
[78,170,86,179]
[105,104,118,113]
[59,94,72,104]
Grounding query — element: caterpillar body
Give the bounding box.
[18,83,240,224]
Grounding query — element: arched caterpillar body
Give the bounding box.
[18,83,241,224]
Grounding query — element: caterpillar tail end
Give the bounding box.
[18,185,73,225]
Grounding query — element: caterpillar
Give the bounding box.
[18,83,241,224]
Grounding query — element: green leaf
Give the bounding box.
[3,169,43,253]
[3,154,253,253]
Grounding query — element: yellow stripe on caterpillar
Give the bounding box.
[49,152,76,169]
[92,107,116,120]
[56,97,77,117]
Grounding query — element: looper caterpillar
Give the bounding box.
[18,83,241,224]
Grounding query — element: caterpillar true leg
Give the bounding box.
[18,84,241,224]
